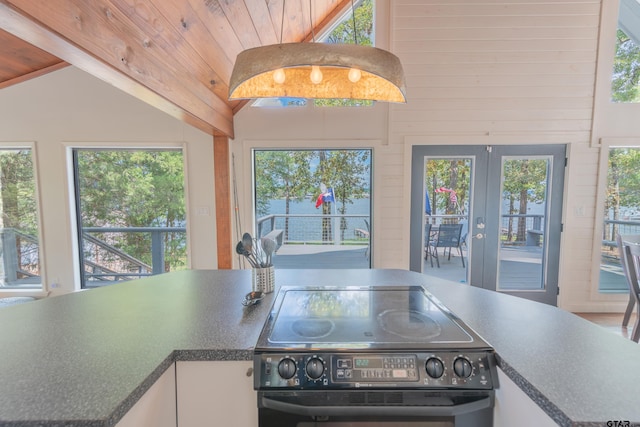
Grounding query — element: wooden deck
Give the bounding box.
[271,244,628,295]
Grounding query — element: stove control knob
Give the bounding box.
[425,357,444,378]
[453,357,473,378]
[305,357,325,380]
[277,358,297,380]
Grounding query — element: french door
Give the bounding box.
[409,145,565,306]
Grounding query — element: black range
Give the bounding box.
[254,285,499,427]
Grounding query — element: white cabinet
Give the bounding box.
[116,363,177,427]
[176,361,258,427]
[494,368,558,427]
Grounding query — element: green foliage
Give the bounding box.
[502,159,548,210]
[313,150,370,213]
[607,148,640,220]
[0,150,38,235]
[612,29,640,102]
[425,159,471,215]
[77,150,186,271]
[254,151,313,217]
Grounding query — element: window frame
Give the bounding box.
[65,142,189,291]
[592,137,640,300]
[0,141,46,297]
[241,139,378,269]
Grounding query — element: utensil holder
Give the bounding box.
[252,266,275,293]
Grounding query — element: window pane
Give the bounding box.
[497,157,549,291]
[0,149,41,289]
[600,147,640,292]
[253,149,371,269]
[74,149,187,288]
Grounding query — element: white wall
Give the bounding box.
[0,67,217,296]
[1,0,637,313]
[231,0,635,313]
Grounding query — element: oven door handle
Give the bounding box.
[260,395,493,417]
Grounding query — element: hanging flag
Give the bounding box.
[315,187,335,208]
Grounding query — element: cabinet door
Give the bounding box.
[116,363,176,427]
[494,369,557,427]
[176,361,257,427]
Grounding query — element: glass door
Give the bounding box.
[410,145,565,306]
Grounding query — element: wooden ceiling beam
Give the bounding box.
[0,0,234,137]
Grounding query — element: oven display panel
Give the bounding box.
[333,355,418,382]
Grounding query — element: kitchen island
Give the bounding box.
[0,269,638,426]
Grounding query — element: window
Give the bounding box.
[253,149,372,268]
[73,149,187,288]
[612,1,640,102]
[252,0,375,108]
[0,147,41,290]
[599,147,640,292]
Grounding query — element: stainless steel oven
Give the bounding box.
[253,286,498,427]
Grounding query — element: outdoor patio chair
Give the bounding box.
[616,233,640,336]
[427,223,465,268]
[621,240,640,342]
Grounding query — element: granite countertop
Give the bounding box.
[0,269,639,426]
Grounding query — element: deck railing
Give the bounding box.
[82,226,186,286]
[256,214,370,245]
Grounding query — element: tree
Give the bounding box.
[313,150,370,241]
[502,159,548,243]
[77,150,186,271]
[254,151,313,240]
[606,148,640,239]
[612,29,640,102]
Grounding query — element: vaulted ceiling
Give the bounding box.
[0,0,353,137]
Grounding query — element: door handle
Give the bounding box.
[473,233,484,239]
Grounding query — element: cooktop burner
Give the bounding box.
[259,286,484,349]
[377,309,442,340]
[253,285,498,393]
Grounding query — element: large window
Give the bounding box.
[0,147,41,290]
[253,149,371,269]
[599,147,640,292]
[73,149,187,288]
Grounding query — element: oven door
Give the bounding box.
[258,390,494,427]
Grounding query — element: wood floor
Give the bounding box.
[575,312,638,340]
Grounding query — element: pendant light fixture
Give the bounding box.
[228,0,406,103]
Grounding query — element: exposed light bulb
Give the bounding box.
[310,66,323,84]
[348,68,362,83]
[273,68,286,84]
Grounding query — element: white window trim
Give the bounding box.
[64,141,189,291]
[0,141,47,298]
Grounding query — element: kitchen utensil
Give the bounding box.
[261,237,276,267]
[236,240,257,267]
[242,290,264,306]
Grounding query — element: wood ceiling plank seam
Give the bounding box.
[150,0,235,83]
[216,0,263,49]
[106,0,231,111]
[301,0,352,42]
[267,0,295,43]
[243,0,278,45]
[0,1,223,135]
[6,0,233,130]
[2,0,233,135]
[186,0,245,61]
[96,0,231,116]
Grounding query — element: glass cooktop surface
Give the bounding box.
[257,286,485,350]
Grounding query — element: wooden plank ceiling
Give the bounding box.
[0,0,352,137]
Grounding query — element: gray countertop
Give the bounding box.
[0,269,638,426]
